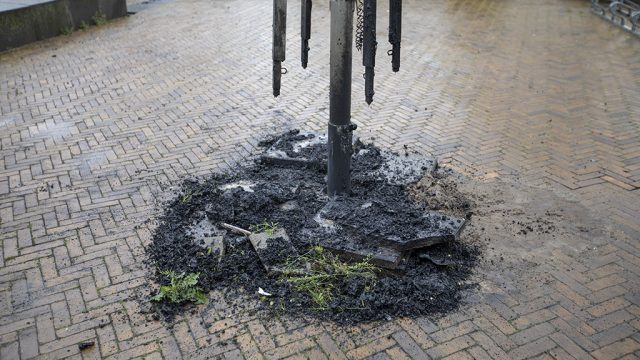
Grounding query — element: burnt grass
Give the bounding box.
[147,131,481,324]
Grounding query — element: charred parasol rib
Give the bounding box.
[272,0,287,97]
[301,0,312,68]
[362,0,377,104]
[388,0,402,72]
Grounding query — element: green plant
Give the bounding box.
[79,21,90,30]
[250,221,279,236]
[281,246,378,310]
[60,27,73,36]
[92,12,107,26]
[180,189,200,204]
[151,270,207,304]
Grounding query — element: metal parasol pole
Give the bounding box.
[327,0,356,196]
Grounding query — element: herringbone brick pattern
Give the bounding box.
[0,0,639,358]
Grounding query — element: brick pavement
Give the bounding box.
[0,0,639,358]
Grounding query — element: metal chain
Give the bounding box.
[355,0,364,51]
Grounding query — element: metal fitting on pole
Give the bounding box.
[327,0,355,196]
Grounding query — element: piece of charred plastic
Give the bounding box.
[301,0,312,68]
[388,0,401,72]
[362,0,377,104]
[273,0,287,97]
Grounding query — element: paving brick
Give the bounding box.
[586,275,626,292]
[351,322,399,347]
[442,350,474,360]
[96,323,119,357]
[591,338,640,360]
[174,321,196,354]
[430,320,476,343]
[391,331,429,359]
[591,323,638,347]
[39,328,95,353]
[396,318,434,350]
[158,335,182,359]
[466,345,493,360]
[550,332,595,360]
[247,320,276,351]
[550,318,598,352]
[588,297,630,317]
[589,285,628,305]
[476,305,517,336]
[17,228,32,249]
[383,346,411,360]
[589,310,636,331]
[365,352,391,360]
[1,341,19,360]
[469,331,510,360]
[186,316,208,342]
[0,318,33,336]
[111,310,134,342]
[35,314,56,344]
[546,346,574,360]
[223,348,246,360]
[18,326,38,358]
[315,333,347,360]
[264,338,317,360]
[65,288,86,316]
[104,341,158,360]
[510,322,557,346]
[297,347,327,360]
[345,337,396,360]
[508,336,556,360]
[235,333,263,360]
[426,335,474,359]
[0,0,639,359]
[274,324,322,347]
[512,309,557,331]
[413,317,439,334]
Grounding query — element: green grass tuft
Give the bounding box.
[250,221,279,236]
[60,26,73,36]
[281,246,378,310]
[180,189,201,204]
[92,12,107,26]
[151,270,207,304]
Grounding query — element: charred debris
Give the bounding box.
[146,131,480,324]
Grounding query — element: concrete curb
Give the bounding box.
[0,0,127,52]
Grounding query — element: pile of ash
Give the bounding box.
[146,130,480,324]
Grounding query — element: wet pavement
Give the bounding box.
[0,0,639,358]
